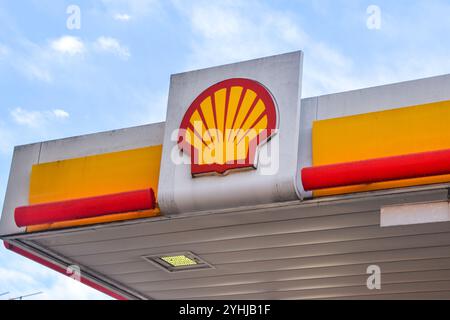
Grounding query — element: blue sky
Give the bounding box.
[1,0,450,299]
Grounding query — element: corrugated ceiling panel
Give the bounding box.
[27,189,450,299]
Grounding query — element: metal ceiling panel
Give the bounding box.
[11,187,450,300]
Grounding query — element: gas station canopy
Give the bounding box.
[3,52,450,299]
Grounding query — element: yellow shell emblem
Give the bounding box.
[178,78,278,176]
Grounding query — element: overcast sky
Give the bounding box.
[1,0,450,299]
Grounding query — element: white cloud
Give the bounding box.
[10,108,44,128]
[102,0,160,20]
[10,107,70,128]
[0,267,39,287]
[172,0,356,97]
[94,36,130,60]
[12,36,86,83]
[8,33,132,83]
[52,109,70,119]
[173,0,450,97]
[50,36,85,56]
[113,13,131,21]
[37,274,112,300]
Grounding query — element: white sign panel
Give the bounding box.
[158,51,304,213]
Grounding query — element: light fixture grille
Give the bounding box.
[142,252,214,273]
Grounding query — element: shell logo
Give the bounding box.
[178,78,278,176]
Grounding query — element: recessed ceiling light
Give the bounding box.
[160,255,197,267]
[143,252,214,273]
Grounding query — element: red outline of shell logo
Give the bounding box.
[178,78,278,176]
